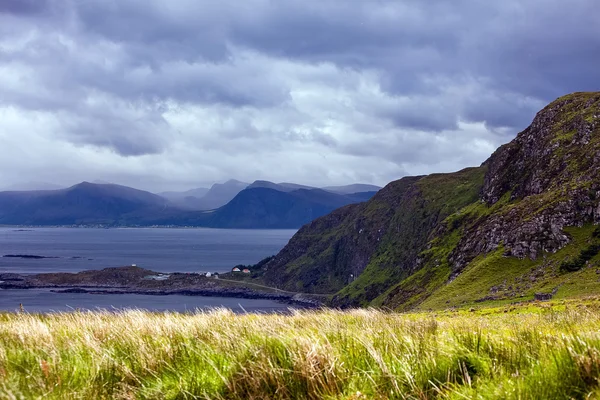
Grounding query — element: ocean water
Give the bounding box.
[0,227,296,274]
[0,289,293,314]
[0,227,297,312]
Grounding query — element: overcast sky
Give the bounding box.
[0,0,598,192]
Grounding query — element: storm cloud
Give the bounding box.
[0,0,598,191]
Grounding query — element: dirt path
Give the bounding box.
[214,277,299,294]
[215,278,330,299]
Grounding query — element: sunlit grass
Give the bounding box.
[2,303,600,399]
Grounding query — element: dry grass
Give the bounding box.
[2,305,600,399]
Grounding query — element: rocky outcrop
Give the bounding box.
[452,92,600,269]
[262,92,600,309]
[482,92,600,203]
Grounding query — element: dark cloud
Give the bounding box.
[0,0,598,190]
[0,0,49,15]
[59,103,171,156]
[462,93,545,130]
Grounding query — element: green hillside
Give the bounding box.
[262,92,600,310]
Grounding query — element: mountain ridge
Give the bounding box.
[259,91,600,309]
[0,181,377,229]
[205,187,377,229]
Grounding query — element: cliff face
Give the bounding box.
[262,92,600,309]
[453,92,600,268]
[482,92,600,203]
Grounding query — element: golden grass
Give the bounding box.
[2,304,600,399]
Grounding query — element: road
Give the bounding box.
[215,277,329,298]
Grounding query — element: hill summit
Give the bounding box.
[260,92,600,309]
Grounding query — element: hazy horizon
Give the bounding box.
[1,1,598,191]
[0,178,385,194]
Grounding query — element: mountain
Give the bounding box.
[204,187,378,229]
[158,180,248,211]
[247,181,382,195]
[0,182,177,225]
[0,179,376,228]
[260,92,600,309]
[193,179,249,210]
[278,182,317,191]
[247,181,315,192]
[322,184,382,194]
[160,188,210,199]
[158,187,211,210]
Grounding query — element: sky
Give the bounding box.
[0,0,598,192]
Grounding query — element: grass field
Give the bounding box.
[3,300,600,399]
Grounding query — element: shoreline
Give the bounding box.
[0,267,324,308]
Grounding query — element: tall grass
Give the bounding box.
[2,305,600,399]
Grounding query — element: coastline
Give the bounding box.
[0,267,324,308]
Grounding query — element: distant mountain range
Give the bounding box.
[0,180,380,228]
[159,180,248,210]
[159,180,382,211]
[203,187,377,229]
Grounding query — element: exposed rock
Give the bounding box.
[534,292,553,301]
[259,92,600,309]
[452,92,600,270]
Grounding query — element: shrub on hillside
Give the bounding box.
[560,243,600,272]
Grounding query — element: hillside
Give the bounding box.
[261,92,600,308]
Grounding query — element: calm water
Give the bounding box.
[0,227,296,312]
[0,227,296,274]
[0,289,294,313]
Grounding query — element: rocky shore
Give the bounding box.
[0,266,323,308]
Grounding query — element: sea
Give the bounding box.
[0,227,297,313]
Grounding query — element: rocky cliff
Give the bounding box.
[453,92,600,267]
[261,92,600,309]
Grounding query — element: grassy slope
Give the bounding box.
[257,92,600,311]
[417,225,600,310]
[4,304,600,399]
[333,167,486,306]
[371,92,600,311]
[377,204,600,311]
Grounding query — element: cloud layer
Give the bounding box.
[1,0,598,191]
